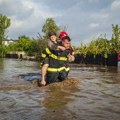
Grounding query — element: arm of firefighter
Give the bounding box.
[47,41,58,51]
[48,41,65,51]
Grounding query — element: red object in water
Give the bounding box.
[118,52,120,61]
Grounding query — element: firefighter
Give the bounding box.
[59,31,75,56]
[46,36,75,84]
[40,31,66,86]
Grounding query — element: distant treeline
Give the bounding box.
[0,14,120,66]
[74,24,120,59]
[73,24,120,66]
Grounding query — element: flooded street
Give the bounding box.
[0,58,120,120]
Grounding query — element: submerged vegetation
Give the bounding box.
[0,14,120,60]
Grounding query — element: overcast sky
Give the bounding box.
[0,0,120,46]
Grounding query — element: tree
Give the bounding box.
[111,24,120,52]
[17,35,33,52]
[32,34,48,58]
[42,18,60,38]
[94,37,111,58]
[0,45,8,57]
[7,35,35,55]
[0,14,11,45]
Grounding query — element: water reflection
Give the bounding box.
[0,58,4,72]
[67,65,120,120]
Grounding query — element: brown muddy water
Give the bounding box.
[0,58,120,120]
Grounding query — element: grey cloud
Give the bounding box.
[0,0,120,46]
[33,0,79,10]
[55,0,120,45]
[0,0,34,20]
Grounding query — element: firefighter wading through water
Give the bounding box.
[41,35,75,85]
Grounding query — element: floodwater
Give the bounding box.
[0,58,120,120]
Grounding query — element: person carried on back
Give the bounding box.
[40,31,66,86]
[40,31,75,86]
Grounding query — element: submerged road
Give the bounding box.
[0,58,120,120]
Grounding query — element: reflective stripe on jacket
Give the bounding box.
[41,46,71,72]
[47,66,70,72]
[42,48,68,61]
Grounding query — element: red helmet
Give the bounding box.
[59,31,69,39]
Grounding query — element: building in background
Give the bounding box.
[2,39,17,46]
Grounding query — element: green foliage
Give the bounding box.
[75,24,120,58]
[0,14,11,45]
[32,36,47,58]
[6,18,61,58]
[111,24,120,52]
[97,38,111,58]
[3,15,119,61]
[0,45,8,57]
[42,18,60,38]
[79,43,88,57]
[18,35,34,52]
[7,35,35,55]
[7,35,47,58]
[88,40,99,58]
